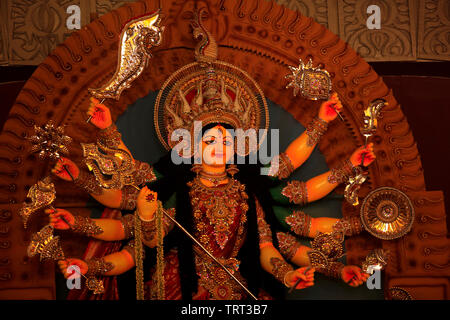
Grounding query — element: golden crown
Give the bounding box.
[154,9,268,156]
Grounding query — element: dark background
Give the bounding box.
[0,62,449,231]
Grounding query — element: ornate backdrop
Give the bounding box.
[0,0,448,299]
[1,0,450,65]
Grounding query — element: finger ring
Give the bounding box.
[146,193,155,202]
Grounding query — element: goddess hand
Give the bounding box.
[318,92,343,123]
[45,208,74,230]
[349,143,376,167]
[87,97,112,129]
[58,258,88,279]
[51,157,79,181]
[285,267,315,289]
[341,265,369,287]
[137,186,158,220]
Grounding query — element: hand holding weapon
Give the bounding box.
[27,224,105,294]
[86,11,164,123]
[286,58,344,121]
[359,99,388,166]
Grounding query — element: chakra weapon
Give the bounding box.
[360,187,415,240]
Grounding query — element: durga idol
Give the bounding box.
[47,9,374,300]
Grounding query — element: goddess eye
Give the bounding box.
[223,140,232,146]
[204,140,216,145]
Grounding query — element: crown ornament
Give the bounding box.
[154,8,269,156]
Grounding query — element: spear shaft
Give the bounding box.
[161,210,258,300]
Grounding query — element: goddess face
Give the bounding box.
[200,125,234,166]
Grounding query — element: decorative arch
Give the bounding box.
[0,0,447,299]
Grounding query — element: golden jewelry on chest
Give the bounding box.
[188,176,248,250]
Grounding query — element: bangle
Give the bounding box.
[136,207,175,242]
[306,117,328,147]
[120,214,135,239]
[119,161,157,210]
[98,124,121,148]
[119,186,139,211]
[255,197,273,245]
[281,180,308,206]
[136,208,155,222]
[270,257,294,284]
[268,152,295,180]
[307,250,345,280]
[136,209,157,242]
[86,257,114,277]
[73,170,103,195]
[333,216,363,236]
[283,270,295,287]
[71,215,103,237]
[285,210,312,237]
[328,159,356,184]
[277,232,302,260]
[318,262,345,280]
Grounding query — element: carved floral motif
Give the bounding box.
[418,0,450,60]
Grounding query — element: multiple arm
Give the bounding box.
[284,93,342,170]
[53,95,372,290]
[276,231,369,287]
[59,242,136,279]
[255,197,314,289]
[54,186,176,279]
[268,92,376,206]
[52,97,158,210]
[46,208,134,241]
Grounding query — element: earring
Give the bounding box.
[226,164,239,178]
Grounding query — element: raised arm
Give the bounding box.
[285,93,343,170]
[51,98,158,209]
[270,143,376,205]
[87,97,134,159]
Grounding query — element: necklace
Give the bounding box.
[188,177,246,251]
[198,170,228,187]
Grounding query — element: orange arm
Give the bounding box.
[102,249,136,276]
[285,93,344,170]
[285,130,317,170]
